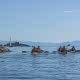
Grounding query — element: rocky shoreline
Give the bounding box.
[4,42,30,47]
[0,46,11,53]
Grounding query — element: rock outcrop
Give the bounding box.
[4,42,30,47]
[0,46,11,53]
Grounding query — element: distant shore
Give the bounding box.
[0,42,30,47]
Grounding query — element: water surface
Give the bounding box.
[0,47,80,80]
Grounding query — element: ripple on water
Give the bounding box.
[0,47,80,80]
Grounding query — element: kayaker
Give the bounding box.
[58,46,62,52]
[71,46,76,51]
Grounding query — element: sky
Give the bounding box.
[0,0,80,42]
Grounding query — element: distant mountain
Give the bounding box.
[0,40,80,47]
[19,41,80,47]
[20,41,59,47]
[60,41,80,47]
[0,41,9,45]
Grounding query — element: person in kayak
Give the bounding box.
[71,46,76,52]
[58,46,62,52]
[31,46,41,54]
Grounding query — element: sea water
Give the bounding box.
[0,47,80,80]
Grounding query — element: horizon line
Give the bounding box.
[0,40,80,43]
